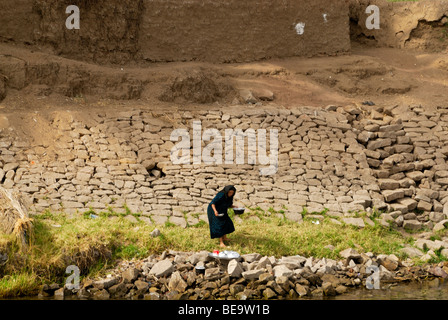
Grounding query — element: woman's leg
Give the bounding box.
[219,237,226,247]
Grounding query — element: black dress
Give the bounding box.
[207,192,235,239]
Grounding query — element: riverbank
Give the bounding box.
[1,207,447,299]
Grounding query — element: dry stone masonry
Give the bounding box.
[1,103,448,232]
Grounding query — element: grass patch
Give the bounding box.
[0,273,41,298]
[0,209,412,298]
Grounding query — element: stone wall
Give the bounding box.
[1,103,448,231]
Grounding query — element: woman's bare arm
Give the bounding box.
[211,204,219,216]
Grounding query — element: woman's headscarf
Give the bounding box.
[219,185,236,199]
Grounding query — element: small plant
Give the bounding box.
[83,208,97,218]
[39,210,54,219]
[439,22,448,42]
[123,204,132,215]
[430,234,442,241]
[300,207,308,216]
[164,221,176,228]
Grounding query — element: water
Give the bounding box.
[5,280,448,300]
[328,279,448,300]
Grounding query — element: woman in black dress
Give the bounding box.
[207,185,237,248]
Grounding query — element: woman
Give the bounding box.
[207,185,237,248]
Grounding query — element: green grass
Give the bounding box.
[0,208,416,298]
[0,273,41,298]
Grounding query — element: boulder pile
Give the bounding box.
[42,248,448,300]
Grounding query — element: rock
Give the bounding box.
[417,200,432,212]
[378,265,394,280]
[242,253,262,263]
[108,282,127,298]
[259,272,274,283]
[255,256,272,269]
[403,220,422,231]
[441,249,448,259]
[278,256,305,269]
[444,203,448,216]
[205,267,221,281]
[263,288,277,299]
[433,220,448,232]
[93,289,110,300]
[397,198,418,211]
[150,228,161,237]
[40,283,59,296]
[321,274,340,287]
[273,265,293,278]
[382,190,405,202]
[254,88,275,101]
[230,283,245,296]
[188,251,211,264]
[339,248,361,261]
[124,215,139,224]
[285,211,303,223]
[170,216,187,228]
[139,216,153,225]
[94,277,118,290]
[240,89,258,104]
[54,288,65,300]
[342,218,365,228]
[400,246,424,258]
[378,256,398,271]
[295,283,310,297]
[429,267,448,279]
[335,285,347,295]
[242,269,265,281]
[135,280,150,292]
[144,292,160,300]
[420,253,434,263]
[76,287,91,299]
[301,270,322,286]
[149,259,174,277]
[322,282,336,296]
[406,171,425,182]
[122,267,140,283]
[168,271,188,292]
[415,239,443,251]
[403,212,417,220]
[227,259,244,278]
[3,163,19,173]
[433,201,444,213]
[367,138,392,150]
[378,179,400,190]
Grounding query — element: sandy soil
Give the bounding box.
[0,41,447,148]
